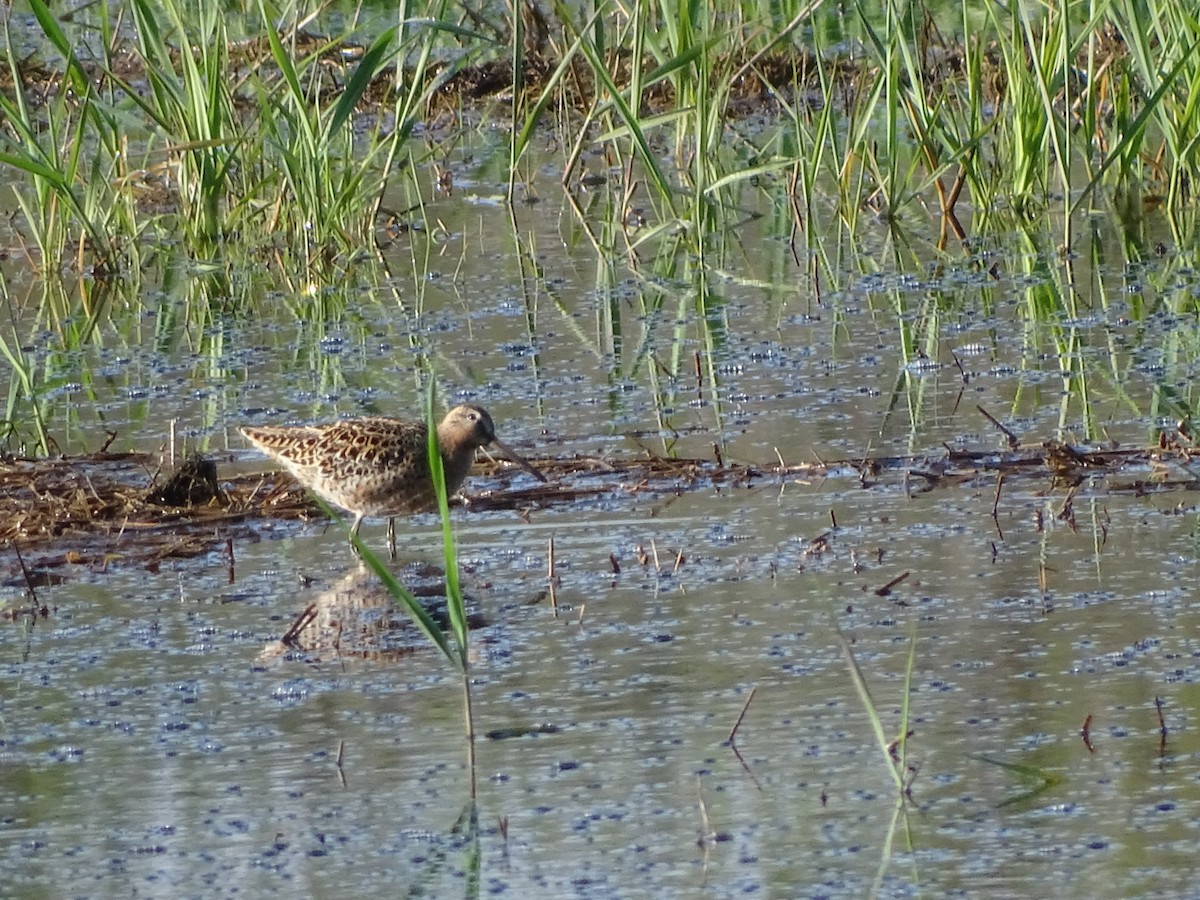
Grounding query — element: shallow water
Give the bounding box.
[5,137,1200,896]
[5,458,1200,896]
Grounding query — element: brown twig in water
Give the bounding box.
[12,541,39,608]
[1080,714,1094,753]
[903,760,921,800]
[729,741,763,791]
[991,472,1005,540]
[977,405,1020,449]
[1056,486,1078,526]
[280,603,318,647]
[951,383,965,418]
[726,686,757,745]
[874,571,910,597]
[950,351,967,383]
[787,163,803,266]
[1156,696,1168,752]
[945,155,968,221]
[829,508,838,529]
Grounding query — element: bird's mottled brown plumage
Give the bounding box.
[240,404,542,551]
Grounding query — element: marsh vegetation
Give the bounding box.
[4,1,1200,895]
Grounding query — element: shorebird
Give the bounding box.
[240,404,544,555]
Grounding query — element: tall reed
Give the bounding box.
[351,378,479,796]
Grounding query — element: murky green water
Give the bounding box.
[5,131,1200,896]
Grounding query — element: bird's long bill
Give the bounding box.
[490,438,547,483]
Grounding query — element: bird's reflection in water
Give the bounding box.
[259,563,490,664]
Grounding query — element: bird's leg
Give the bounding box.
[350,514,364,558]
[388,517,397,560]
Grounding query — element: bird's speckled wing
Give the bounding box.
[308,418,429,475]
[242,417,440,516]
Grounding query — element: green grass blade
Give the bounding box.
[0,149,68,185]
[553,0,676,212]
[354,531,458,663]
[1072,36,1200,214]
[838,627,904,791]
[26,0,90,92]
[426,380,468,666]
[328,27,399,137]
